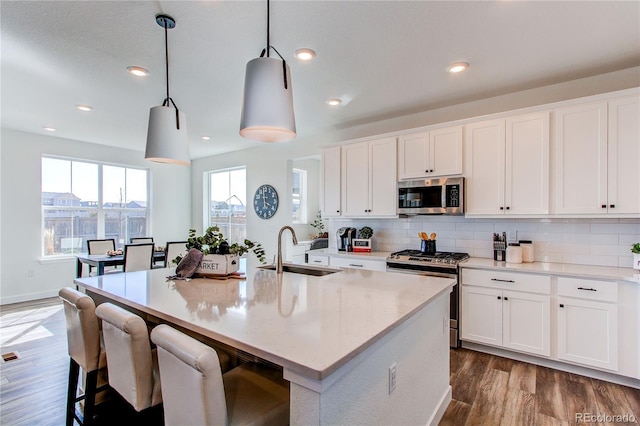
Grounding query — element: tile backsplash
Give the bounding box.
[327,217,640,268]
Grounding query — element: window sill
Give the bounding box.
[39,256,77,264]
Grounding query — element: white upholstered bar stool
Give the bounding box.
[59,287,109,426]
[94,303,162,414]
[150,324,290,426]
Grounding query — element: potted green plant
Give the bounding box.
[632,243,640,270]
[310,211,328,239]
[174,227,266,275]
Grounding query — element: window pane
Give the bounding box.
[126,168,147,205]
[103,165,126,207]
[43,208,97,255]
[292,169,307,223]
[208,168,246,244]
[72,161,98,204]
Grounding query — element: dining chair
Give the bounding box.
[123,243,154,272]
[95,303,162,414]
[130,237,154,244]
[59,287,110,426]
[164,241,188,268]
[150,324,290,426]
[87,239,117,275]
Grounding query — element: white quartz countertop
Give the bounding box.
[462,257,640,283]
[74,262,454,380]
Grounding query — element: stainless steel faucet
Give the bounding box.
[277,226,298,274]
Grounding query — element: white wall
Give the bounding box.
[0,128,191,304]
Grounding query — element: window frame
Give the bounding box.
[205,166,247,245]
[41,155,150,258]
[292,167,308,224]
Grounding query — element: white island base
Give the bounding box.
[287,292,451,425]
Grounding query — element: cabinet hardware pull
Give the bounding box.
[609,204,615,208]
[500,207,504,210]
[336,210,340,213]
[577,287,597,292]
[430,169,434,173]
[491,278,515,283]
[601,204,607,208]
[506,206,510,210]
[313,260,322,263]
[504,297,509,301]
[560,304,565,308]
[497,296,501,300]
[349,264,364,268]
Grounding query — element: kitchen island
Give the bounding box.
[74,260,455,425]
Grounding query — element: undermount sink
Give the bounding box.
[258,263,341,277]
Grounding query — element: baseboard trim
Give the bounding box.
[428,384,452,426]
[1,290,60,306]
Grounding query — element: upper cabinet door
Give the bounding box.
[368,137,397,216]
[430,126,463,177]
[321,146,342,217]
[464,119,506,215]
[607,96,640,214]
[398,126,462,180]
[505,113,550,215]
[341,142,370,217]
[553,102,608,214]
[398,132,429,180]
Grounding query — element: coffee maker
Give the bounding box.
[336,227,357,252]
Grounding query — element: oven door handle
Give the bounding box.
[491,278,515,283]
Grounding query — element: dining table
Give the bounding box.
[75,251,166,277]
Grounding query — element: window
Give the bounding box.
[207,168,246,244]
[292,168,307,223]
[41,157,149,257]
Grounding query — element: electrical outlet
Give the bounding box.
[507,230,518,242]
[389,363,397,394]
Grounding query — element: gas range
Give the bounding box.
[387,250,470,269]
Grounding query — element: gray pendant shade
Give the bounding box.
[145,106,190,165]
[240,57,296,142]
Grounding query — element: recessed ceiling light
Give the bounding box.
[447,62,469,74]
[295,48,316,61]
[127,66,150,77]
[76,105,92,112]
[201,136,211,140]
[43,127,56,132]
[326,98,342,106]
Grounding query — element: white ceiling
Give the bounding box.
[2,1,639,160]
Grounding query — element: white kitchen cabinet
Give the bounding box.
[397,126,462,179]
[460,269,551,357]
[464,112,549,215]
[329,256,386,271]
[321,146,342,217]
[341,137,397,217]
[307,254,329,266]
[553,96,639,215]
[556,277,619,371]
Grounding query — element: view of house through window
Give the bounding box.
[292,168,307,223]
[208,167,246,244]
[41,157,149,256]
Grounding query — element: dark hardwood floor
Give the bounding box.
[1,297,639,425]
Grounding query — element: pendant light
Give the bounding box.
[145,14,190,165]
[239,0,296,142]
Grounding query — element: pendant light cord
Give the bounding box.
[161,17,181,130]
[259,0,288,89]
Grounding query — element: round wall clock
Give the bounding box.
[253,184,279,219]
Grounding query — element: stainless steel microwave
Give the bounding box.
[398,177,464,215]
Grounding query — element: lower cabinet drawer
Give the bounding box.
[330,257,386,271]
[307,255,329,266]
[461,268,551,294]
[557,277,618,302]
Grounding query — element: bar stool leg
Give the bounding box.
[66,359,80,426]
[83,370,99,426]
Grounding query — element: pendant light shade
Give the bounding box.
[144,14,190,165]
[239,0,296,142]
[240,57,296,142]
[145,106,189,165]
